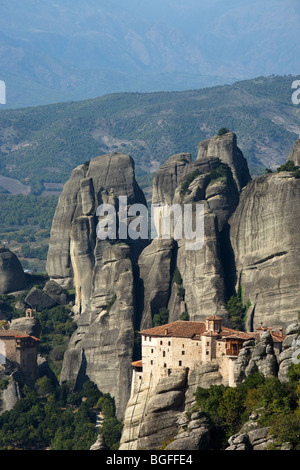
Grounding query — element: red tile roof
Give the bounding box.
[0,330,40,341]
[139,320,207,339]
[140,320,259,341]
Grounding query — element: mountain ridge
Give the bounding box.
[0,75,299,196]
[0,0,300,108]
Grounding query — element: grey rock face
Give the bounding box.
[25,287,57,309]
[0,247,25,295]
[43,280,67,305]
[196,132,251,191]
[46,152,147,302]
[0,377,20,414]
[234,331,278,384]
[287,136,300,166]
[152,146,242,322]
[119,365,223,450]
[46,153,147,417]
[60,243,136,418]
[138,238,175,330]
[9,317,41,338]
[47,136,250,418]
[229,172,300,332]
[119,371,189,450]
[278,322,300,382]
[0,363,23,415]
[90,434,107,450]
[165,411,211,450]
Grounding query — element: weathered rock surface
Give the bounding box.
[165,411,211,451]
[119,371,189,450]
[229,171,300,332]
[233,332,278,384]
[46,134,300,439]
[46,152,147,306]
[278,322,300,382]
[151,144,243,322]
[25,287,57,309]
[196,131,251,191]
[43,280,67,305]
[119,365,224,450]
[137,239,175,330]
[60,243,136,418]
[90,434,108,450]
[9,317,41,338]
[47,153,147,417]
[226,423,275,451]
[287,135,300,166]
[0,363,24,415]
[0,247,25,295]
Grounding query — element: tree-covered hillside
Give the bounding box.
[0,194,58,272]
[0,75,299,195]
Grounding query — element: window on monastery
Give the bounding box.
[179,361,182,366]
[151,360,153,365]
[182,351,185,355]
[182,344,184,348]
[168,341,171,346]
[206,351,209,355]
[160,340,163,345]
[163,351,166,357]
[151,349,153,353]
[164,363,167,368]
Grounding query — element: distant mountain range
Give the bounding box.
[0,75,299,196]
[0,0,299,108]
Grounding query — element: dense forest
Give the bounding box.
[0,194,58,271]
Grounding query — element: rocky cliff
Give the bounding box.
[46,133,300,421]
[46,153,147,417]
[229,170,300,331]
[288,134,300,166]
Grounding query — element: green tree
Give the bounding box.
[153,307,169,327]
[217,127,230,136]
[35,376,55,396]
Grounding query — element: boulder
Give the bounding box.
[25,287,57,309]
[43,280,67,305]
[0,247,25,294]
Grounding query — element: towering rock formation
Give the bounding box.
[151,135,244,323]
[196,131,251,191]
[229,169,300,332]
[60,243,136,416]
[47,153,147,416]
[0,247,25,295]
[46,152,147,315]
[46,133,252,416]
[287,135,300,166]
